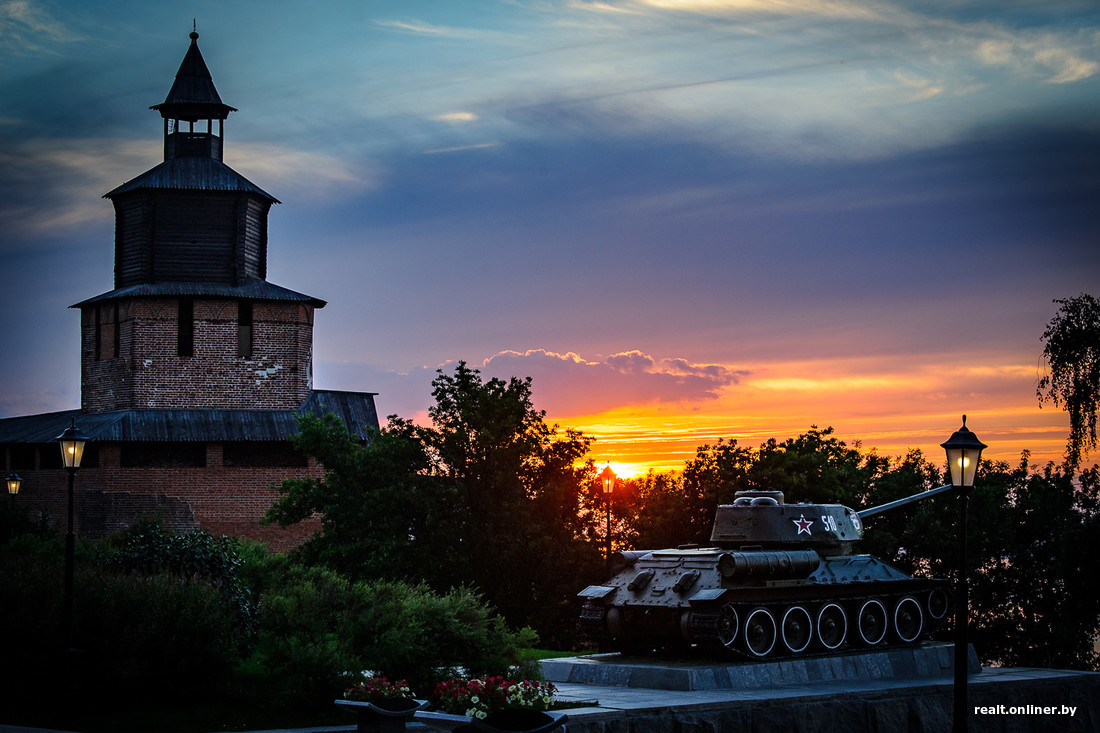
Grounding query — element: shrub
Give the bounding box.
[251,567,537,704]
[101,520,256,645]
[0,534,247,712]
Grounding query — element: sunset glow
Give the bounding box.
[550,354,1072,475]
[0,1,1096,479]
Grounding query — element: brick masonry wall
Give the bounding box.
[9,442,322,553]
[81,297,315,412]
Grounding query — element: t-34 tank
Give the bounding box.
[578,486,954,659]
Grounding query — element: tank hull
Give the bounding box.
[579,550,951,659]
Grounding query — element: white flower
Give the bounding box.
[475,710,488,719]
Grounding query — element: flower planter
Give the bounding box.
[415,709,568,733]
[334,698,429,732]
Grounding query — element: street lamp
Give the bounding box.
[56,418,88,650]
[599,465,616,577]
[941,415,986,733]
[6,473,21,497]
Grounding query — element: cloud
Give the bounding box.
[0,136,377,244]
[423,142,501,155]
[629,0,886,21]
[481,349,748,415]
[434,112,479,123]
[976,34,1099,83]
[373,18,499,41]
[0,0,81,54]
[229,142,378,202]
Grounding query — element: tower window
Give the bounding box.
[238,300,253,358]
[178,297,194,357]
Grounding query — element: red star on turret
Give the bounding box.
[793,514,813,535]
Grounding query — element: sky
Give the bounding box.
[1,0,1098,476]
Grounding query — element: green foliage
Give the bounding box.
[631,428,886,549]
[100,520,256,645]
[252,565,536,701]
[967,459,1100,670]
[425,363,599,643]
[266,413,460,582]
[267,363,603,648]
[622,428,1100,672]
[0,533,248,713]
[1038,293,1100,471]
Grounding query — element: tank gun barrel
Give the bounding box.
[857,483,956,520]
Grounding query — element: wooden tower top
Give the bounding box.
[97,30,307,295]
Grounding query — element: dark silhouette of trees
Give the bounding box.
[268,365,1100,669]
[266,362,602,647]
[623,430,1100,671]
[1038,293,1100,471]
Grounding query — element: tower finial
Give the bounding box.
[191,19,198,41]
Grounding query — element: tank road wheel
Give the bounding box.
[744,607,778,657]
[893,597,924,643]
[781,606,813,653]
[927,587,950,621]
[816,602,847,651]
[857,599,888,645]
[717,603,740,649]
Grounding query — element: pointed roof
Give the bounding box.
[151,31,236,121]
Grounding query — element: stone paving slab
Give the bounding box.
[550,666,1100,732]
[541,642,981,691]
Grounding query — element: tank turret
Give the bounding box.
[579,487,954,659]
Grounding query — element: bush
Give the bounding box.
[0,534,247,713]
[251,566,537,704]
[100,520,256,645]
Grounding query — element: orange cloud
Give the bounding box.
[481,349,748,415]
[486,349,1074,475]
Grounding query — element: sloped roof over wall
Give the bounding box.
[104,157,278,201]
[71,277,326,309]
[0,390,379,444]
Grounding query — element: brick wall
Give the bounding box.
[8,442,322,553]
[81,297,315,412]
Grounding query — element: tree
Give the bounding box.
[265,413,460,583]
[749,426,886,505]
[266,363,603,646]
[614,429,1100,671]
[1038,293,1100,471]
[425,362,600,641]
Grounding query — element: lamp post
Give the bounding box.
[5,473,20,542]
[941,415,986,733]
[599,465,616,577]
[56,418,88,650]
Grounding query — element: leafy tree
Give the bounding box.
[750,426,885,505]
[1038,293,1100,471]
[615,429,1100,671]
[425,362,600,642]
[266,363,602,646]
[266,413,461,583]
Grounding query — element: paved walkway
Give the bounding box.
[3,665,1096,732]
